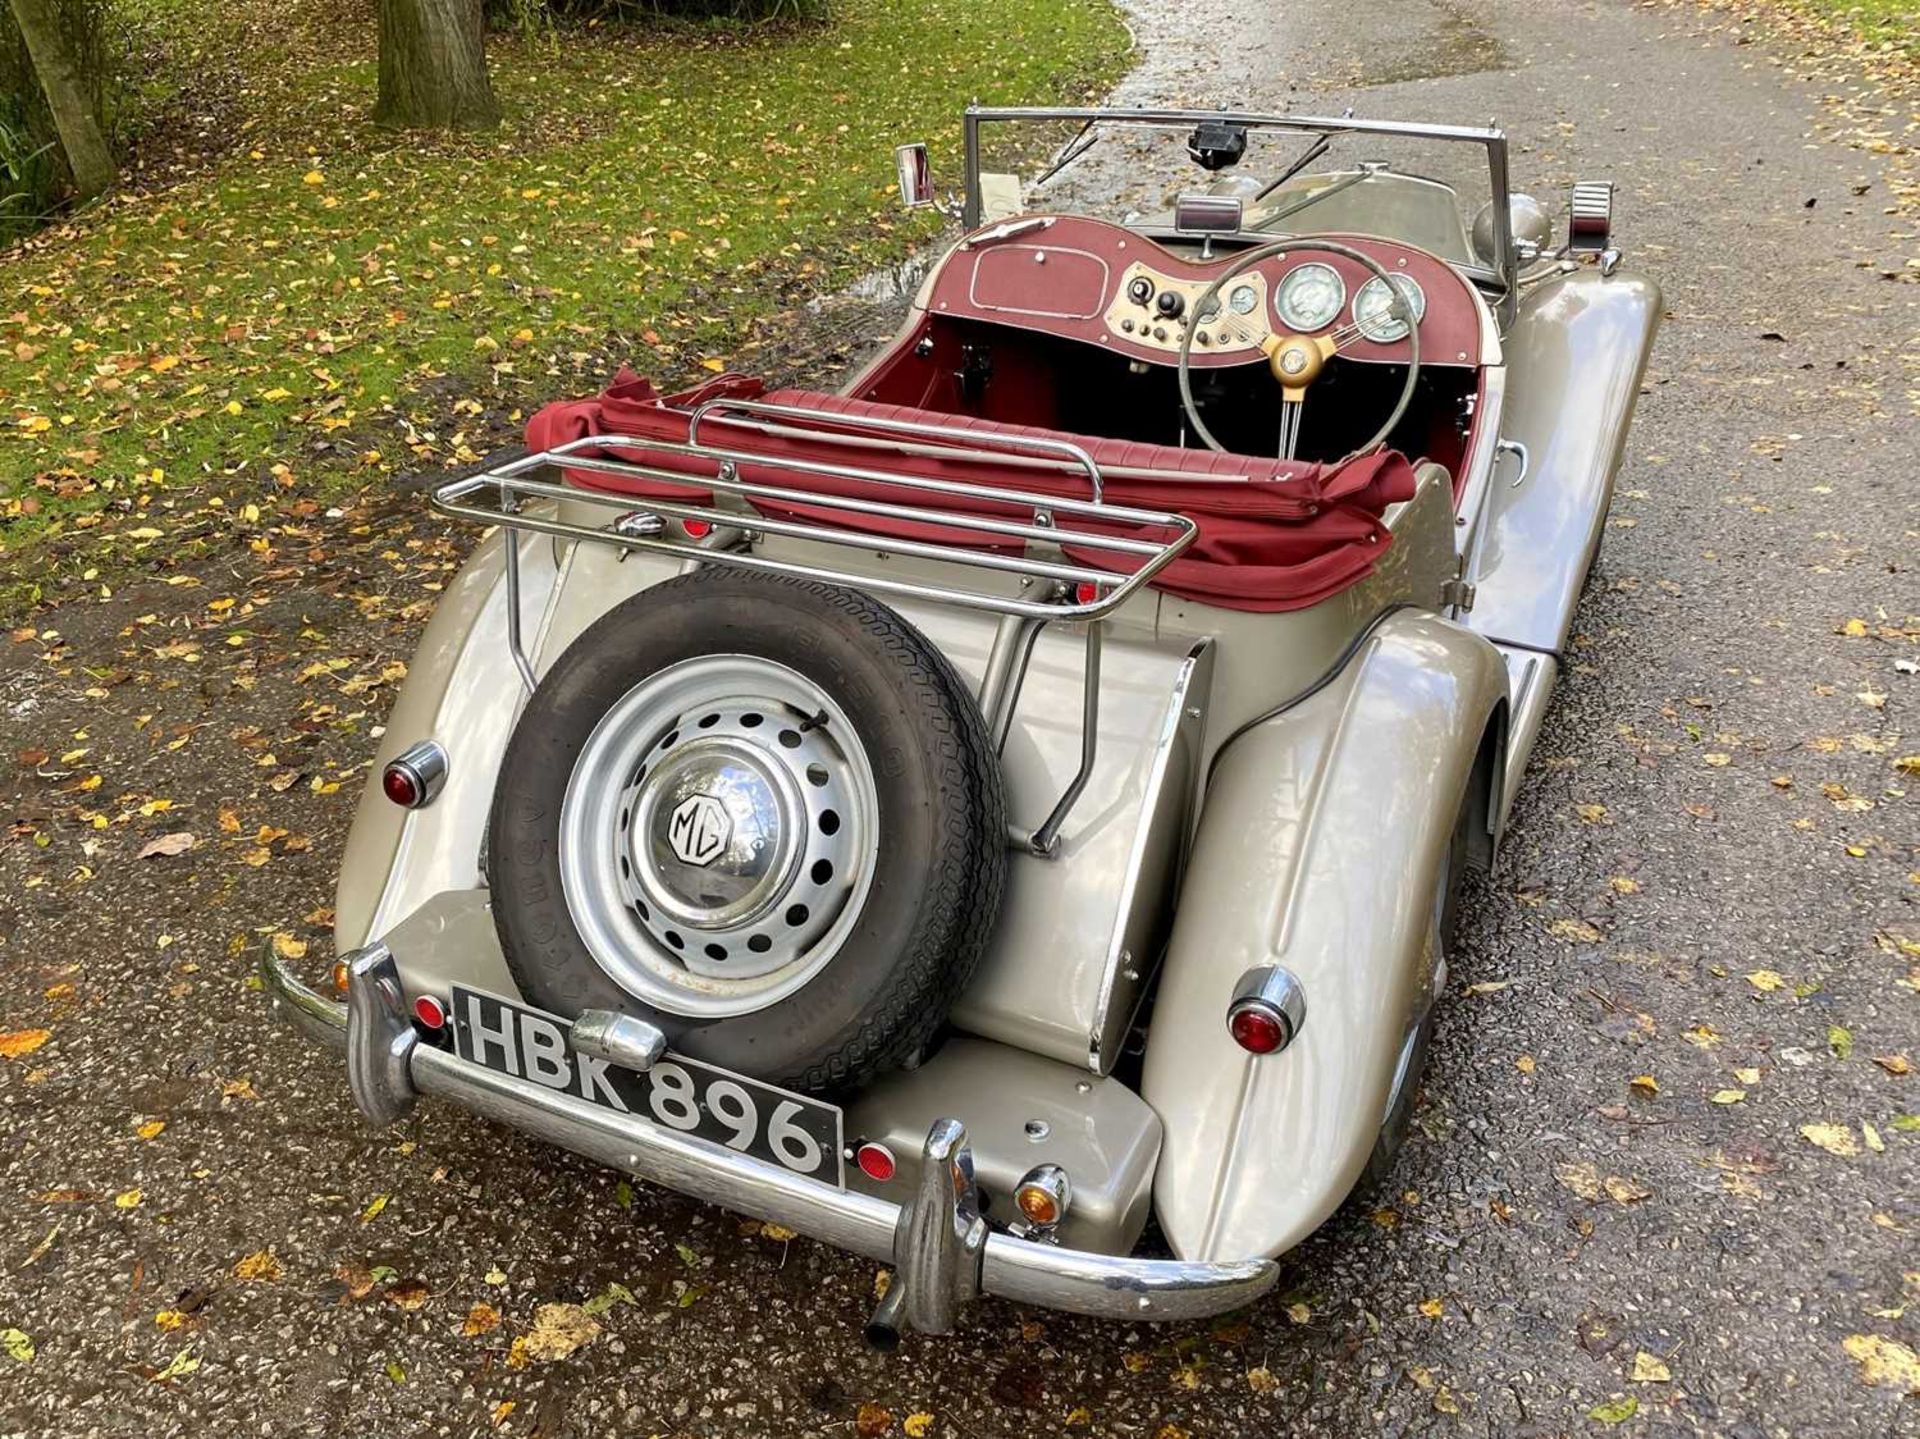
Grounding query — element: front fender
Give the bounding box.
[1469,266,1662,653]
[1142,611,1507,1262]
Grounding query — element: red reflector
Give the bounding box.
[1228,1003,1288,1055]
[1074,580,1100,606]
[682,518,713,539]
[382,764,421,808]
[413,994,446,1029]
[855,1142,897,1183]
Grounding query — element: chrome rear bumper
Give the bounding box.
[263,946,1277,1336]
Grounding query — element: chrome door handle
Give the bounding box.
[1494,438,1530,488]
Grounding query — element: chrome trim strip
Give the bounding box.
[261,949,1278,1323]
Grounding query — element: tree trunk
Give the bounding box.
[6,0,115,200]
[374,0,501,131]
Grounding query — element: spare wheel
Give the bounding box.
[487,570,1006,1094]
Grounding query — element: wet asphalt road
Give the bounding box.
[3,0,1917,1434]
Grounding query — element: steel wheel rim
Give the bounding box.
[558,654,880,1019]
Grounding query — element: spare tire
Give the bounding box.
[487,570,1006,1094]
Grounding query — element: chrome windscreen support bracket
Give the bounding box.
[500,486,538,696]
[345,945,419,1127]
[867,1118,988,1349]
[1020,621,1102,856]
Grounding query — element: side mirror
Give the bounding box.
[895,143,935,210]
[1172,192,1244,234]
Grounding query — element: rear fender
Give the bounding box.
[335,527,553,953]
[1141,612,1508,1262]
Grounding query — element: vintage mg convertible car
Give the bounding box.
[264,106,1658,1345]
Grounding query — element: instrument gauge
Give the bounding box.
[1228,284,1258,316]
[1274,263,1345,333]
[1352,274,1427,343]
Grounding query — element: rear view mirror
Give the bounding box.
[895,143,935,210]
[1172,192,1243,234]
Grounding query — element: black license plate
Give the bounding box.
[450,987,844,1187]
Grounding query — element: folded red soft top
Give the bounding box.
[525,370,1418,613]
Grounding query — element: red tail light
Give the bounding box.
[381,740,447,810]
[1228,1004,1288,1054]
[382,765,421,807]
[854,1141,896,1183]
[1074,580,1101,606]
[413,994,447,1029]
[1226,966,1307,1055]
[682,518,713,539]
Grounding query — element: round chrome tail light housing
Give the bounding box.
[1226,965,1306,1055]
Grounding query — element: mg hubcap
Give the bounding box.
[559,655,878,1017]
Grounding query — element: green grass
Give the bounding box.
[0,0,1128,565]
[1794,0,1919,53]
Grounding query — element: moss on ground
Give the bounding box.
[1793,0,1918,53]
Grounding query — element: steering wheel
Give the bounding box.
[1176,238,1422,462]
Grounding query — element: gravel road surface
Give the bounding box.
[2,0,1915,1434]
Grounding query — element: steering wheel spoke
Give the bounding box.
[1277,390,1305,462]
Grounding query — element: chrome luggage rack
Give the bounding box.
[430,398,1200,855]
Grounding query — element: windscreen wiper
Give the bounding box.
[1254,132,1332,202]
[1257,166,1374,228]
[1031,119,1101,189]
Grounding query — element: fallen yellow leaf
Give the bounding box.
[1842,1333,1919,1392]
[0,1029,51,1060]
[509,1302,601,1365]
[1801,1123,1859,1157]
[1630,1351,1672,1383]
[463,1302,501,1337]
[232,1249,282,1282]
[1604,1175,1652,1205]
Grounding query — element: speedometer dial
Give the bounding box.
[1352,274,1427,343]
[1274,263,1345,333]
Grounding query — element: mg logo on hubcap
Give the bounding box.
[667,793,731,867]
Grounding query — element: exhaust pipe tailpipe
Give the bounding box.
[864,1278,908,1352]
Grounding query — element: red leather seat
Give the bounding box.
[523,370,1418,613]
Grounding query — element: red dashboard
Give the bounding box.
[920,214,1484,371]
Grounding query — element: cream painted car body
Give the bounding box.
[330,197,1658,1268]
